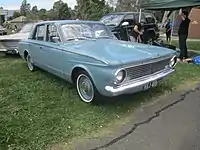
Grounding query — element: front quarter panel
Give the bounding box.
[62,50,119,95]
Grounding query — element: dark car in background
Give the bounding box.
[100,12,159,43]
[0,25,7,35]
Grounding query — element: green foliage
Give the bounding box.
[20,0,31,16]
[75,0,113,20]
[13,11,21,19]
[18,0,113,21]
[52,0,71,20]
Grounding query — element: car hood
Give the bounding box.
[0,32,29,40]
[62,39,176,66]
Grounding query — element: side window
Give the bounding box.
[123,14,135,26]
[134,14,139,23]
[46,24,60,43]
[140,13,147,23]
[32,25,45,41]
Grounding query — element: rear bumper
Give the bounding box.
[0,48,19,55]
[5,48,19,54]
[105,68,175,97]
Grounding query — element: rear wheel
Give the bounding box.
[26,53,35,72]
[75,70,103,104]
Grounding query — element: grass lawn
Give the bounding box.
[170,40,200,51]
[0,52,200,150]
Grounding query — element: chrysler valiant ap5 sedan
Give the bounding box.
[18,20,177,104]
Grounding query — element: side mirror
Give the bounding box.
[121,22,129,26]
[52,36,60,43]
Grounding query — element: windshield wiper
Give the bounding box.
[106,24,117,26]
[97,36,113,39]
[66,37,94,41]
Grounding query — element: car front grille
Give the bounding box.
[125,58,170,81]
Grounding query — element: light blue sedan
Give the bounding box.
[18,20,177,104]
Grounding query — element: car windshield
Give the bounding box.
[100,14,124,26]
[19,23,34,33]
[61,23,115,41]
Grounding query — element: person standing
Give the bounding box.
[178,11,191,61]
[165,19,172,43]
[132,23,143,43]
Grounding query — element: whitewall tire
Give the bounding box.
[76,71,103,104]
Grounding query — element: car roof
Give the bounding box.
[35,20,102,26]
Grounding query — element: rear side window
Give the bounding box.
[32,25,45,41]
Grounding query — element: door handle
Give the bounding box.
[39,46,42,49]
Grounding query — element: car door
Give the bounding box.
[28,24,46,68]
[41,23,63,77]
[119,14,135,41]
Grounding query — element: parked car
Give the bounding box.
[0,25,7,35]
[0,23,35,55]
[18,20,177,104]
[100,12,159,43]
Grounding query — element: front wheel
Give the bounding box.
[76,71,103,104]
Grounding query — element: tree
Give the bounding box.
[13,11,21,19]
[52,0,71,20]
[115,0,137,12]
[75,0,112,20]
[38,9,47,20]
[58,3,71,20]
[20,0,31,16]
[32,6,38,13]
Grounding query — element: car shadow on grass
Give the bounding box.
[0,53,21,59]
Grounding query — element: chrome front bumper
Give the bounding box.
[105,68,175,96]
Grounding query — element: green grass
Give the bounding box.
[1,55,200,150]
[170,40,200,51]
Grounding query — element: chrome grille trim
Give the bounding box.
[124,58,171,81]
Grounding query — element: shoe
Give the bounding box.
[177,58,181,62]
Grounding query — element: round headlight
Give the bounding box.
[169,56,177,67]
[115,70,126,83]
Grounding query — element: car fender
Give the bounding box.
[71,64,96,85]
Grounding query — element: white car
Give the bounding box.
[0,23,35,55]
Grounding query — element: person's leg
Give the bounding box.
[179,34,184,60]
[182,35,188,59]
[168,31,171,43]
[166,32,168,42]
[184,35,188,59]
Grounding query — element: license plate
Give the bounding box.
[143,81,158,90]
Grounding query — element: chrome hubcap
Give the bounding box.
[77,74,94,103]
[27,55,33,71]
